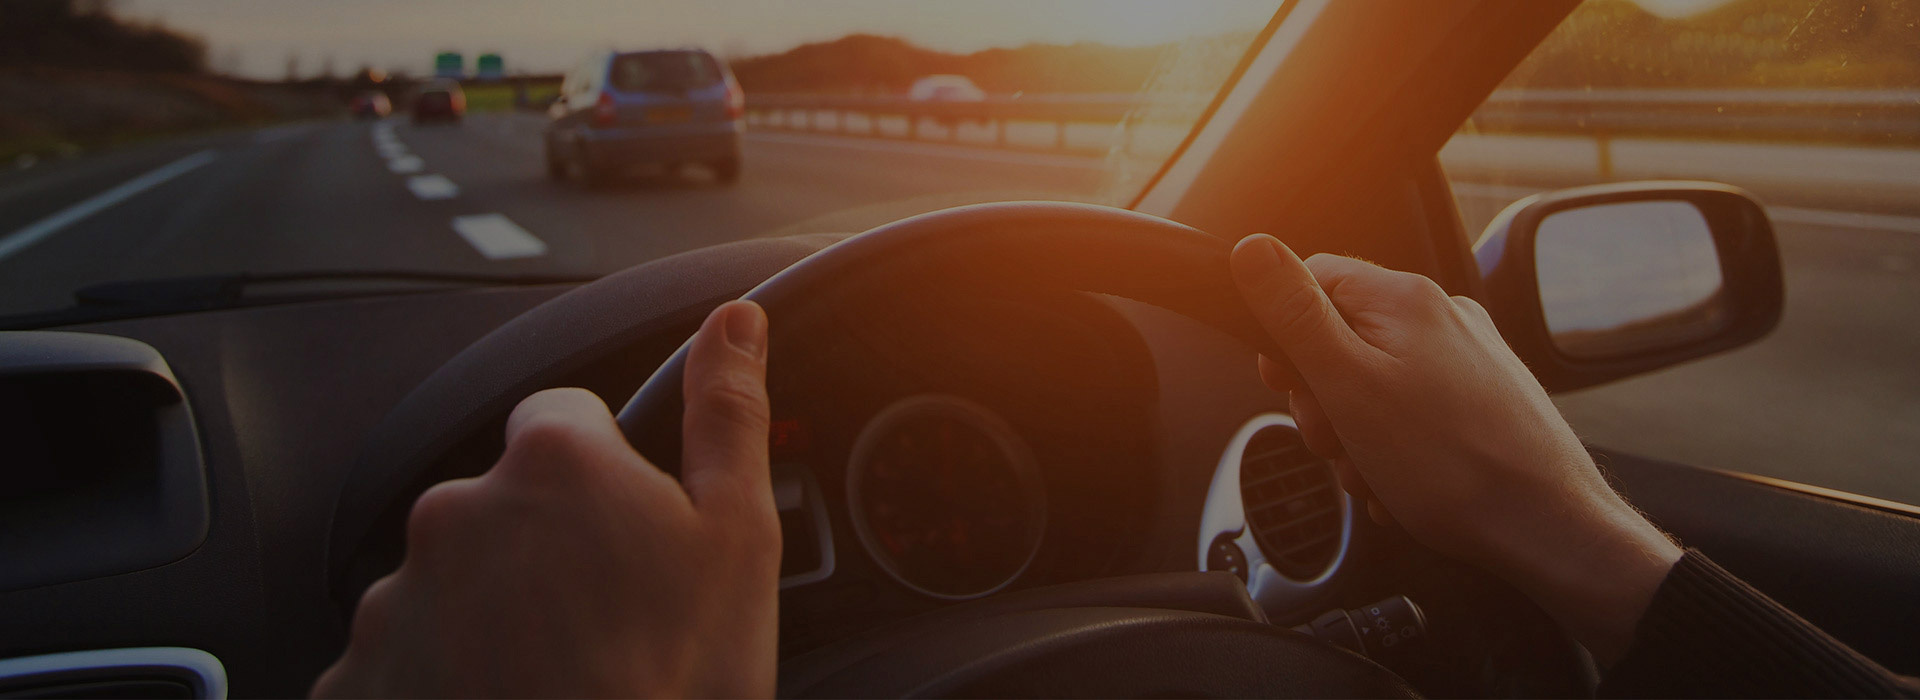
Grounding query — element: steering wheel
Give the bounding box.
[613,201,1289,472]
[332,201,1417,697]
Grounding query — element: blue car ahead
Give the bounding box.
[544,48,744,186]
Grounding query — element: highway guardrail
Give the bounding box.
[744,89,1920,151]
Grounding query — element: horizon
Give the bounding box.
[117,0,1285,80]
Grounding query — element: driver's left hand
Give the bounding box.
[311,300,780,699]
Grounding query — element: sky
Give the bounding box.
[118,0,1288,80]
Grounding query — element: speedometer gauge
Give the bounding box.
[847,394,1045,600]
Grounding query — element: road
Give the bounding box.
[0,112,1915,506]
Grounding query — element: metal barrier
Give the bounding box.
[744,93,1186,150]
[745,89,1920,151]
[1470,89,1920,144]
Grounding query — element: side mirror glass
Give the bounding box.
[1535,200,1726,358]
[1474,181,1783,393]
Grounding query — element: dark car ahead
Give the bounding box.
[349,91,392,120]
[412,79,465,124]
[544,48,745,186]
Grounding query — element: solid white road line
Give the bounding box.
[1767,206,1920,235]
[451,213,547,260]
[406,174,459,200]
[1449,181,1920,235]
[387,155,424,173]
[1447,181,1545,202]
[745,131,1103,170]
[0,150,217,261]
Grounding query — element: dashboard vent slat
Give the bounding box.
[1239,425,1342,581]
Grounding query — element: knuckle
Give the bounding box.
[1263,282,1331,337]
[1381,272,1449,314]
[406,479,480,554]
[699,372,771,429]
[509,414,594,456]
[347,575,402,649]
[1452,294,1493,320]
[1398,272,1447,301]
[499,419,601,480]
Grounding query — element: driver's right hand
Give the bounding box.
[1229,233,1682,664]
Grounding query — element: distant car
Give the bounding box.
[544,48,745,186]
[908,75,986,131]
[412,80,466,124]
[907,74,986,102]
[349,91,392,119]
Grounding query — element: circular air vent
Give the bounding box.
[1237,425,1342,581]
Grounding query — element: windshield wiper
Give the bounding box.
[1,270,600,330]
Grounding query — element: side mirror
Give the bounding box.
[1474,181,1783,393]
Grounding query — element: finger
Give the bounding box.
[1230,234,1373,378]
[1298,253,1392,298]
[498,387,651,485]
[680,301,774,516]
[1257,353,1304,393]
[1306,253,1448,325]
[505,387,627,450]
[1288,387,1345,459]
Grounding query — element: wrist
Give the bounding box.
[1496,492,1682,664]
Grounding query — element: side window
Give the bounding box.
[1450,0,1920,506]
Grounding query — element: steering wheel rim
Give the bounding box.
[615,200,1282,472]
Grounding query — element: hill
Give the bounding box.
[729,34,1177,95]
[0,0,206,73]
[1508,0,1920,88]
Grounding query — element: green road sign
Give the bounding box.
[433,52,464,79]
[476,53,504,80]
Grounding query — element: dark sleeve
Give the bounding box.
[1600,549,1918,698]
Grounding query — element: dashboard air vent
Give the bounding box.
[1238,425,1341,580]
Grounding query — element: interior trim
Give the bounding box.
[775,463,839,589]
[0,647,227,698]
[1134,0,1319,217]
[1196,413,1353,614]
[1689,465,1920,519]
[0,330,209,591]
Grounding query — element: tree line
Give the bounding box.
[0,0,206,73]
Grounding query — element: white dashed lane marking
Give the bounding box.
[387,155,423,174]
[406,174,459,200]
[451,213,547,260]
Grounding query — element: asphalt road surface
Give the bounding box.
[1,112,1914,506]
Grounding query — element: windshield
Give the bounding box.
[612,52,719,93]
[0,0,1283,322]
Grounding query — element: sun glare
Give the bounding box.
[1627,0,1740,19]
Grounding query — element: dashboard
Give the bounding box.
[0,236,1586,697]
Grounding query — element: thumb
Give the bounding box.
[680,300,774,517]
[1230,234,1373,378]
